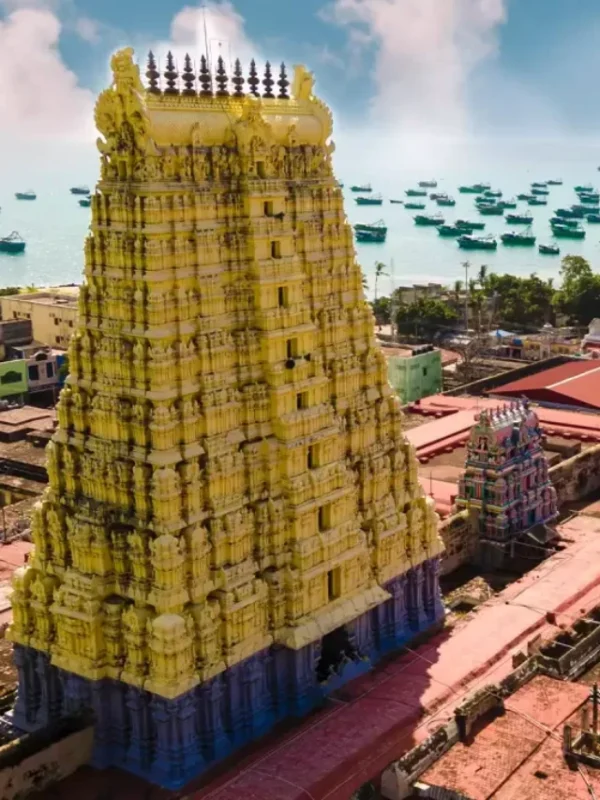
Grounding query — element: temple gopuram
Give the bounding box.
[7,48,443,788]
[456,400,558,568]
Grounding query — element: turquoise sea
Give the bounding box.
[1,137,600,299]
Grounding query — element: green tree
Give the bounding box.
[374,261,388,302]
[477,264,489,290]
[371,296,391,325]
[395,297,458,337]
[553,256,600,326]
[484,272,554,328]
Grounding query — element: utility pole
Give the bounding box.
[462,260,470,333]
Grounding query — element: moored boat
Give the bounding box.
[455,219,485,231]
[405,188,428,197]
[498,199,517,209]
[577,194,600,204]
[436,195,456,207]
[531,187,549,196]
[501,229,536,246]
[414,213,445,226]
[554,208,579,219]
[355,194,383,205]
[478,203,504,216]
[354,220,387,242]
[79,197,91,208]
[517,193,534,201]
[458,183,489,194]
[572,204,596,214]
[586,213,600,223]
[389,199,403,204]
[404,202,426,210]
[552,223,585,239]
[528,197,547,206]
[15,190,36,201]
[70,186,90,195]
[350,184,371,192]
[458,234,497,250]
[483,189,502,198]
[550,216,578,228]
[438,224,465,237]
[506,212,533,224]
[419,180,437,188]
[574,184,593,193]
[547,179,562,186]
[531,182,548,188]
[539,243,560,254]
[0,231,26,254]
[430,192,445,200]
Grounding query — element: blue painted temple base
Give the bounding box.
[11,558,444,790]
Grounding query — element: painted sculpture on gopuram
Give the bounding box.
[7,48,444,788]
[456,400,558,568]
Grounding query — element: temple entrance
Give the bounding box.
[316,625,358,684]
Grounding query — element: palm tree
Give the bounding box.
[453,279,463,306]
[477,264,488,290]
[374,261,388,303]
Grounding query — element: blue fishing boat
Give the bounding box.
[0,231,26,254]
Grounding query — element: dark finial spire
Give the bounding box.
[277,62,290,99]
[198,55,212,97]
[248,59,260,96]
[215,56,229,97]
[146,51,161,94]
[262,61,275,98]
[181,54,196,96]
[232,58,245,97]
[163,51,179,95]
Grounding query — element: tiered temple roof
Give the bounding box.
[7,48,443,787]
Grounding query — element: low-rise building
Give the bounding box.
[0,287,79,350]
[383,344,443,404]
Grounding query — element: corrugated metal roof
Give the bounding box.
[492,361,600,410]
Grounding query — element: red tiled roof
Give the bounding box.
[491,361,600,411]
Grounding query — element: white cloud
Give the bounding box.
[73,15,101,44]
[0,8,95,141]
[323,0,506,135]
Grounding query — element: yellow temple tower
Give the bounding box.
[8,48,443,788]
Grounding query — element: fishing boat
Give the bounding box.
[547,179,563,186]
[483,189,502,198]
[576,187,599,196]
[574,184,593,193]
[70,186,90,195]
[455,219,485,231]
[498,199,517,209]
[436,195,456,207]
[419,180,437,188]
[531,182,548,188]
[414,213,445,226]
[577,194,600,204]
[355,194,383,206]
[550,216,578,228]
[458,234,497,250]
[554,208,579,219]
[517,193,534,201]
[405,188,428,197]
[438,224,465,237]
[478,204,504,216]
[389,199,404,204]
[430,192,446,200]
[506,213,533,224]
[79,197,91,208]
[539,243,560,255]
[458,183,490,194]
[15,191,36,201]
[354,220,387,243]
[551,223,586,239]
[350,184,372,192]
[528,197,547,206]
[501,229,536,246]
[572,204,596,214]
[531,187,549,196]
[586,213,600,223]
[0,231,26,254]
[404,202,426,210]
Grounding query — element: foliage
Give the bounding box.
[395,297,458,336]
[0,286,22,298]
[371,296,391,325]
[373,261,388,302]
[58,356,69,383]
[484,272,555,327]
[553,256,600,326]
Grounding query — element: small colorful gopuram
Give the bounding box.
[7,48,443,787]
[456,400,558,567]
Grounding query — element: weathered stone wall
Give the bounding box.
[549,444,600,507]
[439,511,476,575]
[0,725,93,799]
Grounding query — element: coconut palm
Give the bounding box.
[374,261,388,303]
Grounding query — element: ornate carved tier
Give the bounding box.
[8,47,444,789]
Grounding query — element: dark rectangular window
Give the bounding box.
[318,504,331,532]
[286,338,298,359]
[28,365,39,381]
[46,362,54,378]
[296,391,308,411]
[271,241,281,259]
[307,445,314,470]
[264,200,274,216]
[278,286,288,307]
[256,161,266,178]
[327,568,341,600]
